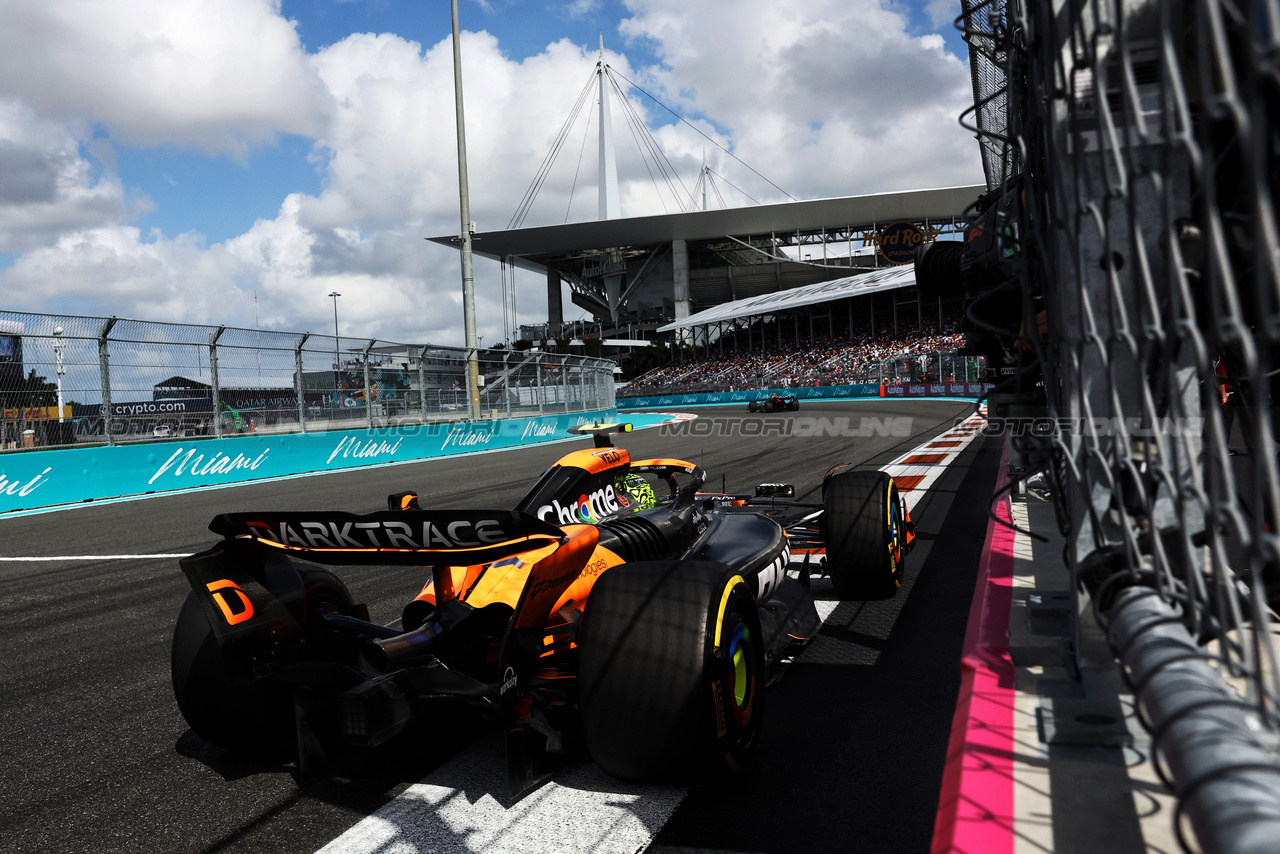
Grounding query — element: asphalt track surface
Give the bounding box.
[0,400,997,854]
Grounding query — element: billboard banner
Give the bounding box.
[618,381,989,409]
[0,407,651,514]
[882,382,992,398]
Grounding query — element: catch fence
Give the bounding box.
[0,311,616,451]
[963,0,1280,850]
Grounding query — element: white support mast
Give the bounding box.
[701,150,708,211]
[596,35,620,220]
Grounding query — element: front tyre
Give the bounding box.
[820,469,906,599]
[578,560,764,783]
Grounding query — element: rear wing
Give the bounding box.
[208,510,565,565]
[568,421,632,448]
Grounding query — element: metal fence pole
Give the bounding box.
[468,348,479,419]
[295,333,310,432]
[561,355,569,413]
[536,354,544,415]
[98,317,117,446]
[363,339,374,429]
[209,325,225,439]
[417,347,429,420]
[503,352,512,418]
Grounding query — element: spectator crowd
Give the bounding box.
[624,321,970,395]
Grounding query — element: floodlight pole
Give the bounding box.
[451,0,481,421]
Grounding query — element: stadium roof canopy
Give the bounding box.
[429,185,982,267]
[657,264,916,332]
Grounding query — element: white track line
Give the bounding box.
[315,741,685,854]
[0,554,189,561]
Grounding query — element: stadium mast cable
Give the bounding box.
[507,58,794,230]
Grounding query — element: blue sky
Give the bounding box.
[0,0,982,344]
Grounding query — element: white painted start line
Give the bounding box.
[0,553,190,561]
[314,417,987,854]
[314,588,845,854]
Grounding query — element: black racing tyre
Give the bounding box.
[578,560,764,783]
[788,399,799,411]
[820,469,906,599]
[170,567,356,751]
[748,401,759,412]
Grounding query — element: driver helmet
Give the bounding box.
[615,472,657,511]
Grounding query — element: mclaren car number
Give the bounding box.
[243,518,511,550]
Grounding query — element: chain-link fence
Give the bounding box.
[963,0,1280,848]
[0,310,617,451]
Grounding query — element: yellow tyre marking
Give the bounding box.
[712,574,745,658]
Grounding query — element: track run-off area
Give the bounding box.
[0,399,996,854]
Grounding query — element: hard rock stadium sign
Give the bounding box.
[863,221,942,265]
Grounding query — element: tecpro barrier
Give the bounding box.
[0,408,641,514]
[618,382,991,409]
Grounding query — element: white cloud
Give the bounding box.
[0,0,329,155]
[565,0,601,18]
[926,0,960,29]
[0,100,140,252]
[618,0,981,197]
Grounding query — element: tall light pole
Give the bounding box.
[451,0,481,421]
[53,326,65,423]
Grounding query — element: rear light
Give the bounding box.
[340,676,411,747]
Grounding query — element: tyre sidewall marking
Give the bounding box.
[709,576,757,750]
[885,480,902,569]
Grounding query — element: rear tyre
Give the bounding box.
[788,399,799,411]
[170,567,356,751]
[820,469,906,599]
[578,560,764,783]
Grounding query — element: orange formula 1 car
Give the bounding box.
[172,423,914,792]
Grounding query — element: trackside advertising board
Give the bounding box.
[618,382,992,409]
[0,408,639,514]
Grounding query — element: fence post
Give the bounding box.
[468,348,479,420]
[586,359,596,411]
[209,325,225,439]
[363,340,375,429]
[98,317,117,446]
[561,355,569,413]
[418,347,429,420]
[503,352,512,419]
[536,354,544,415]
[295,332,309,432]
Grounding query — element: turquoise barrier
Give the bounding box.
[0,408,635,514]
[617,381,991,409]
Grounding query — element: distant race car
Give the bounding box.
[171,422,913,792]
[749,394,799,412]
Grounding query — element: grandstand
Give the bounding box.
[428,186,983,363]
